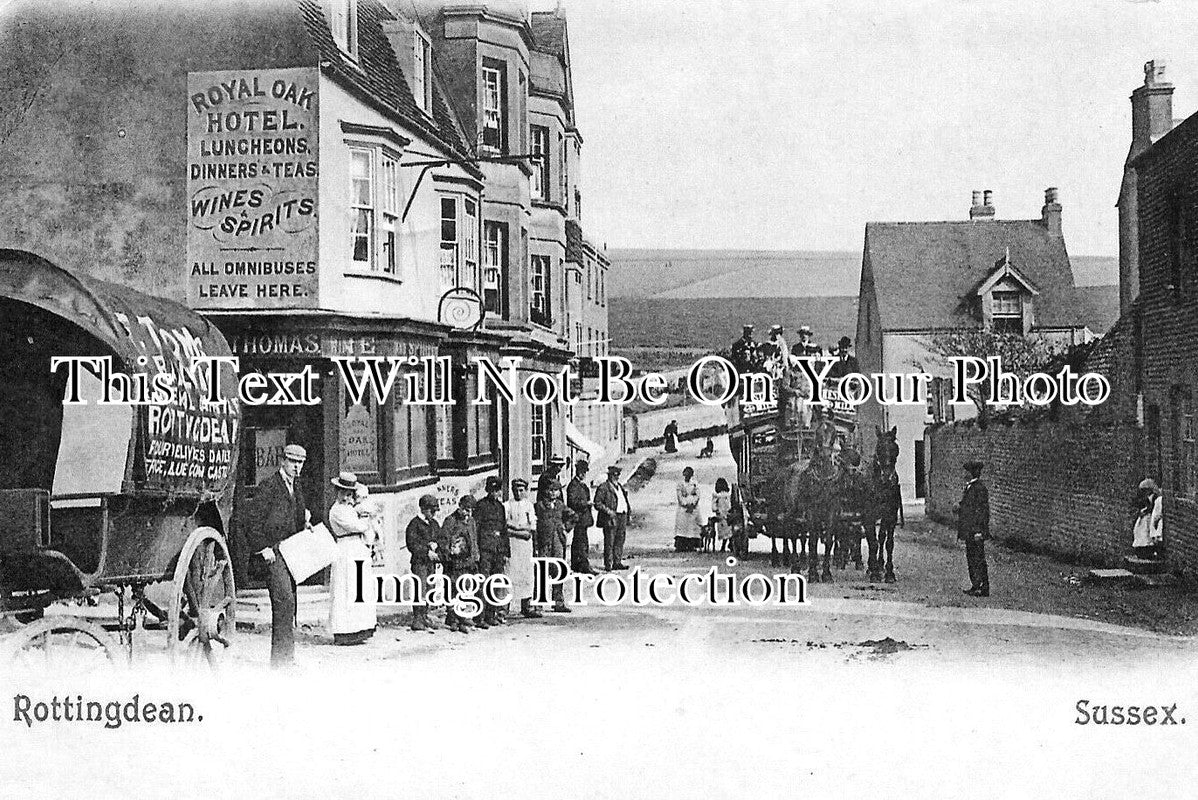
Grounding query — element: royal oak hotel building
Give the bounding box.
[0,0,619,582]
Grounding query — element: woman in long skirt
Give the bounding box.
[674,466,702,551]
[327,471,376,645]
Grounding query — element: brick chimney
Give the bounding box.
[1041,187,1062,236]
[970,189,995,221]
[1131,60,1174,152]
[1120,60,1176,316]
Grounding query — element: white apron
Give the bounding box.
[329,535,376,635]
[508,536,535,602]
[327,499,376,636]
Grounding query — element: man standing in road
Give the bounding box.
[566,460,597,574]
[247,443,310,668]
[405,494,443,633]
[957,460,991,597]
[475,476,509,625]
[594,464,631,571]
[538,455,567,504]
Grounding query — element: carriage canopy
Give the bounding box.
[0,250,239,503]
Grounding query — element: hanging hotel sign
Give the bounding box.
[186,68,320,310]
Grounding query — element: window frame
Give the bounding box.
[530,124,550,201]
[482,220,507,316]
[412,30,432,113]
[347,142,402,276]
[530,402,546,469]
[1171,384,1195,500]
[531,254,552,327]
[481,60,507,152]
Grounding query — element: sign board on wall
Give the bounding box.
[250,427,288,486]
[186,68,320,309]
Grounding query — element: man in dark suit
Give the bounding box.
[566,460,597,574]
[405,494,443,633]
[247,443,310,668]
[593,465,631,571]
[957,460,990,597]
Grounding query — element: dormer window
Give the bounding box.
[976,252,1038,335]
[328,0,358,60]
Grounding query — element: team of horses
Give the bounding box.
[762,424,904,584]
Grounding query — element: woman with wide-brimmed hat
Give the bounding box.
[1132,478,1163,559]
[327,470,376,645]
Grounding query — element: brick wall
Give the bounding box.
[927,419,1141,568]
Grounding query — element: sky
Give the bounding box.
[536,0,1198,257]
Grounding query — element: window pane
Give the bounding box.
[352,209,372,263]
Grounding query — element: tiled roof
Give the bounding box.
[296,0,472,160]
[1071,284,1121,336]
[565,219,584,264]
[864,219,1085,331]
[529,11,565,56]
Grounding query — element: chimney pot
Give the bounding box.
[983,189,993,207]
[1045,187,1058,205]
[1145,60,1167,86]
[971,190,982,207]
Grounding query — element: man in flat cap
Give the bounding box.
[406,494,443,632]
[475,476,510,625]
[566,460,598,574]
[957,460,990,597]
[593,464,631,570]
[247,443,310,668]
[537,454,567,505]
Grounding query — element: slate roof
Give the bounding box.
[864,219,1085,331]
[1071,284,1121,336]
[530,11,566,56]
[296,0,474,163]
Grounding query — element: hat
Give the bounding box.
[485,476,503,492]
[770,325,783,334]
[607,465,622,475]
[549,455,566,467]
[575,459,589,472]
[1139,478,1160,492]
[963,460,984,475]
[458,495,477,510]
[330,471,359,491]
[418,494,439,511]
[511,478,529,490]
[838,336,852,349]
[742,324,754,332]
[283,444,307,462]
[798,325,813,335]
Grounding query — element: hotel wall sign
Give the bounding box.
[187,68,320,309]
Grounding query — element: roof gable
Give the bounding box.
[297,0,472,160]
[975,254,1041,297]
[863,219,1083,332]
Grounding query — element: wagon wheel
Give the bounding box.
[2,617,122,670]
[168,527,236,668]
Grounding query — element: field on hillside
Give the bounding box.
[610,296,859,364]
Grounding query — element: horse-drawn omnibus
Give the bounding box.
[0,250,240,668]
[725,359,902,583]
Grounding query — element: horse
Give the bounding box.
[866,427,903,583]
[775,417,842,581]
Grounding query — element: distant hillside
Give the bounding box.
[608,248,1117,299]
[608,249,861,299]
[610,296,859,369]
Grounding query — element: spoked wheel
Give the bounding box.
[2,617,122,670]
[168,527,236,668]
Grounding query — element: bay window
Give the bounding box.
[350,148,373,267]
[439,194,480,293]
